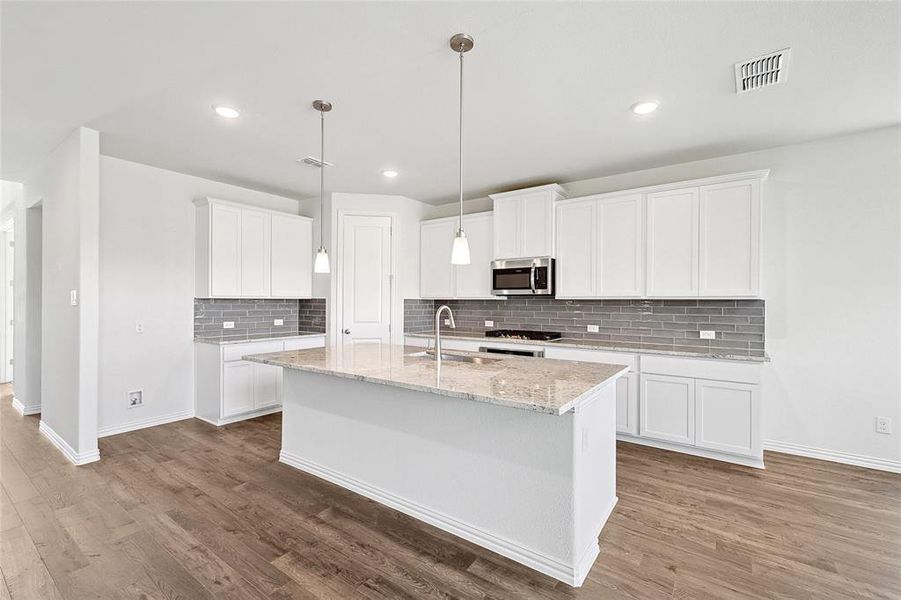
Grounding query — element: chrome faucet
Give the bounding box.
[434,305,456,359]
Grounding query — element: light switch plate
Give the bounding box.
[587,324,599,333]
[274,319,284,326]
[700,330,716,340]
[223,321,235,329]
[69,289,78,306]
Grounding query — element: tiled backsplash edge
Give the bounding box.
[195,298,326,340]
[403,298,765,356]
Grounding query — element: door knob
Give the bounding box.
[343,328,351,334]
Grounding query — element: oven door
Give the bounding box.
[491,258,554,295]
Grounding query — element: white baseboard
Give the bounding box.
[39,421,100,466]
[98,409,195,438]
[572,496,618,587]
[11,396,40,416]
[195,406,281,427]
[764,440,901,474]
[280,449,593,587]
[617,434,765,469]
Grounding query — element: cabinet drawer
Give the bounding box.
[544,347,637,372]
[640,354,760,384]
[223,340,284,362]
[283,337,326,351]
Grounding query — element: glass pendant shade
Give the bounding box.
[314,247,330,273]
[450,230,471,265]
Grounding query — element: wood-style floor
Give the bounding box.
[1,386,899,600]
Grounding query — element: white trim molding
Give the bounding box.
[98,409,195,438]
[280,449,595,587]
[764,440,901,474]
[618,434,766,469]
[194,406,281,427]
[11,396,41,416]
[39,421,100,465]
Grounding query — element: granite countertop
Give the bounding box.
[405,331,768,362]
[243,344,629,415]
[193,331,326,346]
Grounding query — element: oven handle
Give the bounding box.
[529,265,536,294]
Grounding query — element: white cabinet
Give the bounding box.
[195,198,313,299]
[555,193,643,298]
[640,374,695,445]
[240,208,271,297]
[646,188,699,297]
[208,203,242,297]
[195,335,326,426]
[555,199,595,297]
[616,373,639,436]
[699,179,760,297]
[271,214,313,298]
[419,212,496,299]
[695,379,760,457]
[490,184,564,259]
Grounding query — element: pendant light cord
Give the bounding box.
[458,50,464,233]
[320,109,325,248]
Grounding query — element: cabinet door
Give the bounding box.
[492,197,521,259]
[520,192,553,257]
[640,374,695,445]
[616,372,640,435]
[598,194,643,297]
[253,362,282,409]
[455,213,493,298]
[699,180,760,298]
[555,200,595,297]
[646,188,699,297]
[420,220,455,298]
[209,204,242,297]
[695,379,760,457]
[240,209,272,297]
[271,215,312,298]
[222,361,254,417]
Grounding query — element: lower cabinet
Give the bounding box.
[196,335,326,425]
[640,374,695,445]
[695,379,760,457]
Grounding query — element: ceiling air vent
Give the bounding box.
[734,48,791,94]
[298,156,334,168]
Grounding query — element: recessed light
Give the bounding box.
[381,169,399,178]
[631,101,659,115]
[214,105,240,119]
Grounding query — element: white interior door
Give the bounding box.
[341,214,392,345]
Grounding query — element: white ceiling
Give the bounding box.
[2,2,899,205]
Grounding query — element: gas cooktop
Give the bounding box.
[485,329,562,341]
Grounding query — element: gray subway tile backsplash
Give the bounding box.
[404,297,765,357]
[194,298,326,340]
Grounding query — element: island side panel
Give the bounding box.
[280,368,580,578]
[571,381,618,585]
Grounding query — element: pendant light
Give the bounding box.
[450,33,473,265]
[312,100,332,274]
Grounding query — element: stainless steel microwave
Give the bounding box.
[491,257,554,296]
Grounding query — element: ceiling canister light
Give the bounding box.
[214,105,240,119]
[312,100,332,274]
[449,33,473,265]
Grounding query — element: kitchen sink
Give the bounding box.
[407,351,500,365]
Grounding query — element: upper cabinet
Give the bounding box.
[556,193,644,298]
[490,184,565,259]
[195,198,313,299]
[420,212,496,299]
[556,171,766,299]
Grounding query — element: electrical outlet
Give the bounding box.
[587,324,599,333]
[273,319,284,326]
[876,417,892,434]
[485,320,494,327]
[223,321,235,329]
[444,318,450,325]
[135,321,144,333]
[700,330,716,340]
[127,390,143,408]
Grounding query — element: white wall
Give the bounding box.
[13,199,41,414]
[427,126,901,467]
[327,193,429,345]
[97,156,316,435]
[22,127,101,459]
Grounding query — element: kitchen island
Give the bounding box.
[244,343,628,587]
